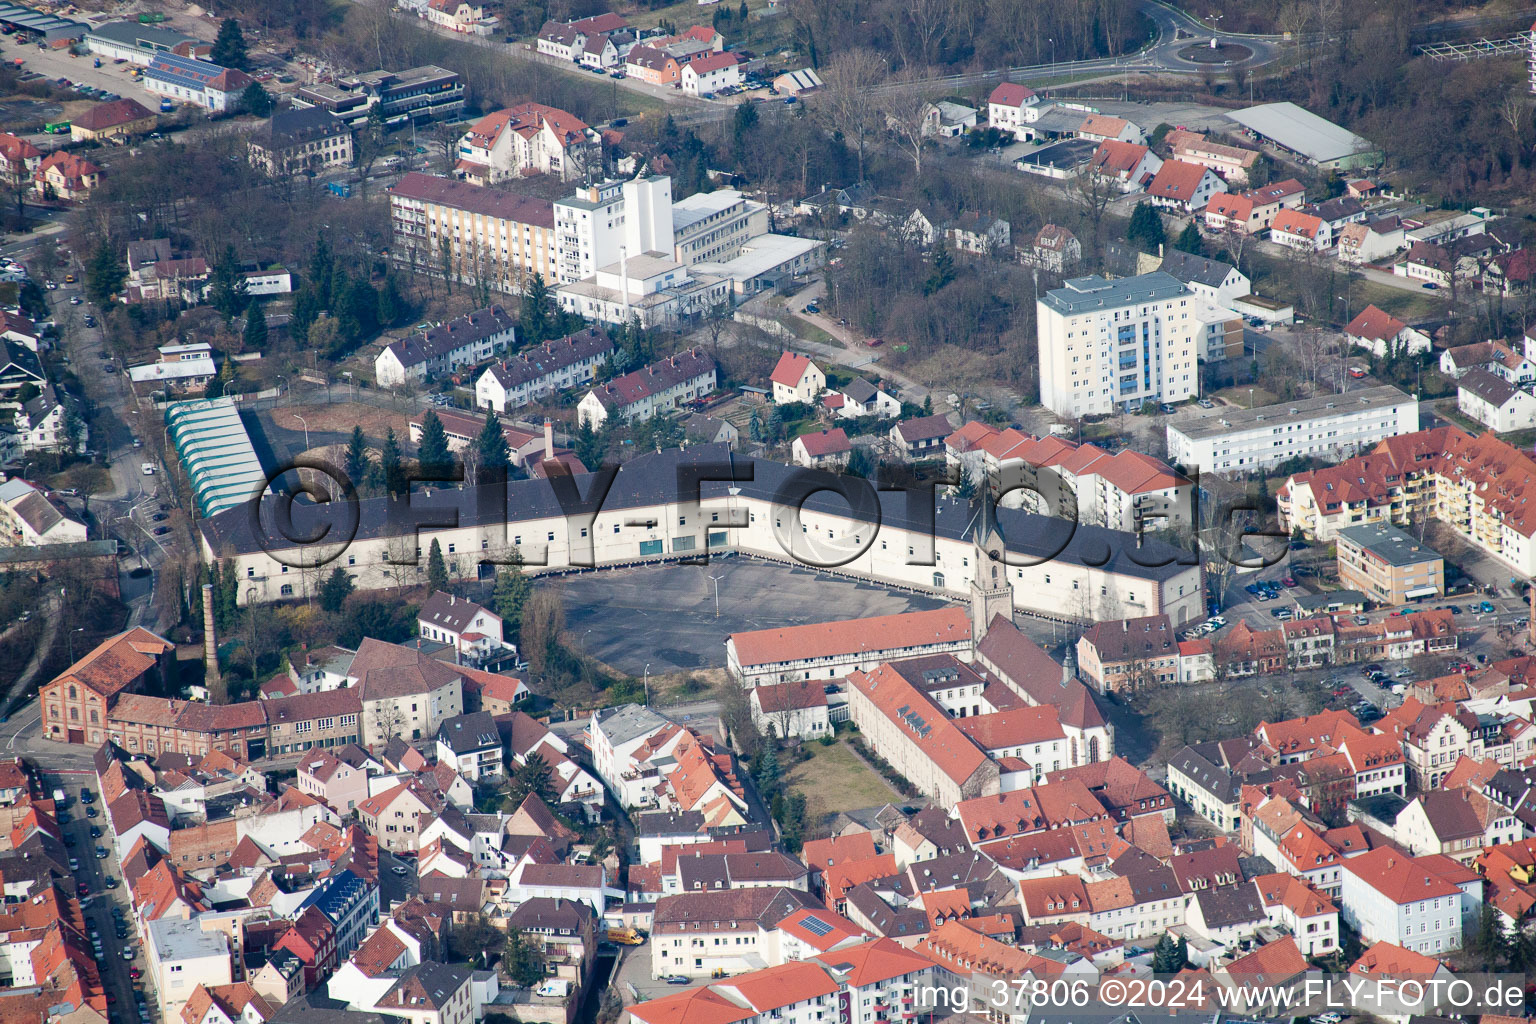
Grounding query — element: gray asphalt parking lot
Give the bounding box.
[555,556,951,675]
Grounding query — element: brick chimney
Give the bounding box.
[544,418,555,460]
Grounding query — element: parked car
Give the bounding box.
[1479,601,1496,612]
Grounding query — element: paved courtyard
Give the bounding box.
[554,556,952,675]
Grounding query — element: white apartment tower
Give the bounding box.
[553,175,674,284]
[1037,273,1201,418]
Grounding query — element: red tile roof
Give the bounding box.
[988,83,1035,107]
[796,428,851,457]
[1346,303,1408,342]
[730,606,970,668]
[1271,208,1323,239]
[770,351,815,388]
[1147,160,1211,202]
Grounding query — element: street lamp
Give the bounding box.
[707,573,725,619]
[293,413,310,452]
[68,627,84,662]
[1248,387,1255,408]
[643,663,650,704]
[1048,38,1056,80]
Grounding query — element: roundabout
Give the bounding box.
[1176,41,1255,64]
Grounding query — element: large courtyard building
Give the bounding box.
[198,445,1205,626]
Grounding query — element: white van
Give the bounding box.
[140,463,155,476]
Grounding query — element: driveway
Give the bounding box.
[737,286,931,406]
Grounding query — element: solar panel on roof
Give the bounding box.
[798,915,835,937]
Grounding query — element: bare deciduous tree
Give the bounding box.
[878,72,939,178]
[815,49,889,183]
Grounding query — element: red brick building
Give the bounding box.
[41,627,174,745]
[106,694,269,760]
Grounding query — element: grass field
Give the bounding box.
[1350,280,1444,322]
[788,740,899,813]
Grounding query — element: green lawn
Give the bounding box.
[1349,280,1444,322]
[787,740,899,813]
[781,313,835,346]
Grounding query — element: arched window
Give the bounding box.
[68,685,77,700]
[1088,736,1101,762]
[933,572,946,588]
[1070,738,1079,765]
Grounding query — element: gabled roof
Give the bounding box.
[1271,208,1324,239]
[988,83,1036,107]
[730,606,969,668]
[770,351,816,388]
[588,349,714,410]
[1346,304,1409,342]
[1146,160,1212,202]
[49,627,172,700]
[796,428,851,457]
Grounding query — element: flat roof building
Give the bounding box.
[1335,522,1444,606]
[1037,273,1200,418]
[1226,102,1380,170]
[1165,385,1419,475]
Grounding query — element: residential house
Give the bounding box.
[296,749,369,814]
[374,305,517,388]
[0,133,41,186]
[1393,789,1520,863]
[422,0,498,36]
[790,427,852,469]
[1024,224,1081,273]
[946,213,1011,255]
[0,479,86,546]
[417,592,509,665]
[435,712,504,781]
[1337,217,1408,265]
[625,46,683,86]
[1166,130,1261,184]
[986,83,1041,140]
[920,101,978,138]
[1089,141,1162,192]
[357,781,440,855]
[770,352,824,405]
[1345,305,1431,358]
[454,103,595,184]
[1076,615,1181,693]
[1156,249,1251,307]
[830,378,901,420]
[576,348,716,428]
[1269,208,1329,251]
[1145,160,1225,213]
[1458,368,1536,432]
[34,152,102,200]
[680,53,741,97]
[475,327,612,412]
[890,415,952,458]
